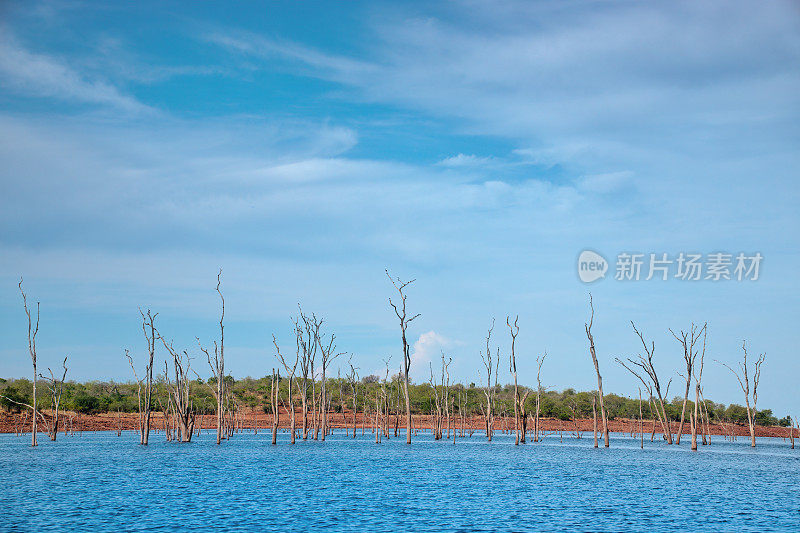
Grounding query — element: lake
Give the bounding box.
[1,430,798,532]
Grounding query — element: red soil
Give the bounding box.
[0,409,792,439]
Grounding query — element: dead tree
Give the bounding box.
[443,354,452,440]
[429,362,442,439]
[274,327,299,444]
[160,340,196,442]
[380,358,392,440]
[297,308,321,439]
[585,295,609,447]
[311,351,319,439]
[718,341,765,447]
[689,325,708,451]
[317,329,343,441]
[198,269,226,445]
[592,394,598,447]
[670,322,707,445]
[616,321,673,444]
[140,310,157,444]
[480,319,497,441]
[533,352,547,442]
[386,269,420,445]
[125,310,158,445]
[638,387,644,449]
[270,368,280,445]
[20,278,39,447]
[507,315,523,445]
[39,356,68,441]
[347,357,359,438]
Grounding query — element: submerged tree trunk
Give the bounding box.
[270,369,280,445]
[592,394,598,448]
[719,341,765,448]
[41,356,68,441]
[507,316,521,445]
[387,270,420,445]
[585,295,608,447]
[18,280,40,447]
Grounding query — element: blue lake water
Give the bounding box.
[1,430,798,532]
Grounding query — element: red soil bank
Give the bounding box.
[0,409,791,438]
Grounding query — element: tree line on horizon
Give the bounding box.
[0,375,789,429]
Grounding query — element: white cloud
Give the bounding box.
[209,1,800,168]
[205,31,375,82]
[0,35,149,112]
[437,153,495,167]
[409,330,450,381]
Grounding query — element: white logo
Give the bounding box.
[578,250,608,283]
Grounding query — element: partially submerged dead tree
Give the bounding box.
[616,322,673,444]
[718,341,765,447]
[160,339,196,442]
[297,307,321,439]
[507,315,522,445]
[585,295,609,447]
[270,368,280,445]
[592,394,598,447]
[346,357,359,438]
[638,387,644,449]
[274,327,300,444]
[533,352,546,443]
[317,328,343,441]
[125,309,158,445]
[40,356,68,441]
[670,322,707,445]
[20,278,40,447]
[429,361,442,440]
[387,269,420,445]
[688,325,708,451]
[480,319,499,441]
[443,354,452,441]
[198,269,226,445]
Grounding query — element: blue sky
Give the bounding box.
[1,1,798,417]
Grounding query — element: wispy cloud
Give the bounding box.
[207,1,800,166]
[437,153,496,168]
[0,35,150,112]
[205,31,375,82]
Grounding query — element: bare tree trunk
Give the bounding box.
[160,341,196,443]
[387,270,420,445]
[274,330,300,445]
[534,353,546,443]
[317,329,341,442]
[271,369,279,445]
[671,323,705,445]
[617,322,673,444]
[638,388,644,449]
[348,358,359,439]
[507,316,521,445]
[40,356,68,441]
[719,341,765,448]
[481,319,496,442]
[585,295,608,447]
[690,326,707,452]
[19,279,39,447]
[592,394,598,448]
[140,310,157,445]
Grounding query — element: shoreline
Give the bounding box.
[1,409,792,439]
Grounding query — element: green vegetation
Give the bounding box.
[0,375,787,427]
